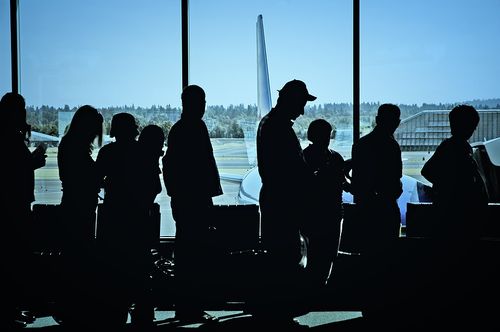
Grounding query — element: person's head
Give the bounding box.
[1,92,29,136]
[276,79,316,120]
[139,124,166,158]
[449,104,479,140]
[109,112,139,141]
[375,103,401,135]
[307,119,332,148]
[65,105,103,147]
[181,85,206,119]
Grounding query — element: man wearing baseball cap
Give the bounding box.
[253,79,316,326]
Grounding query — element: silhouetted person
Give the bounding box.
[420,105,487,323]
[350,103,402,321]
[137,123,166,249]
[129,124,166,326]
[138,124,165,211]
[351,103,402,251]
[0,92,46,329]
[303,119,346,290]
[421,105,488,239]
[95,112,144,326]
[254,79,316,326]
[56,105,103,326]
[162,85,222,323]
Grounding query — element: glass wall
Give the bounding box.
[11,0,498,237]
[18,0,181,236]
[361,0,500,185]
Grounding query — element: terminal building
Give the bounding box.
[395,109,500,151]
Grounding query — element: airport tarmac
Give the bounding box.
[32,138,430,237]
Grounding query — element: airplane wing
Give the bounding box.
[219,173,245,183]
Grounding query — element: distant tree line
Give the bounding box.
[26,99,500,139]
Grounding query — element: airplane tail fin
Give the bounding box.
[240,15,272,167]
[256,14,272,118]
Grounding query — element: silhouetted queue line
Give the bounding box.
[0,82,488,329]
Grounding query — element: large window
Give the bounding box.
[361,0,500,184]
[190,0,353,205]
[8,0,499,238]
[18,0,181,236]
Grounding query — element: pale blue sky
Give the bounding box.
[1,0,499,108]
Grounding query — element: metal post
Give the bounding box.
[353,0,360,143]
[181,0,189,90]
[10,0,18,93]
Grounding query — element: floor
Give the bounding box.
[24,310,365,331]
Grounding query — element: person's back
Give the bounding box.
[58,105,103,241]
[55,105,104,327]
[257,80,315,252]
[303,119,345,287]
[163,118,221,202]
[96,113,143,227]
[351,103,403,248]
[350,103,402,321]
[420,105,487,324]
[97,142,141,208]
[137,124,165,208]
[136,124,165,249]
[94,112,150,327]
[254,79,316,325]
[1,93,43,219]
[421,105,488,239]
[0,92,46,329]
[161,85,222,323]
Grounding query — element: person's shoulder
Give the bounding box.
[353,131,373,147]
[170,120,181,131]
[257,113,276,134]
[97,141,114,155]
[435,137,454,151]
[259,112,273,125]
[57,136,68,150]
[329,149,344,161]
[199,119,209,130]
[167,121,184,137]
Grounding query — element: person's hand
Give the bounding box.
[32,143,47,169]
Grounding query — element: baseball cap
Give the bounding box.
[278,79,317,101]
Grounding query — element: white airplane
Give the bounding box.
[219,14,435,227]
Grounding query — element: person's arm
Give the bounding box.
[31,142,47,170]
[421,145,443,185]
[351,142,371,198]
[336,154,352,193]
[202,122,223,197]
[94,146,108,191]
[161,130,177,197]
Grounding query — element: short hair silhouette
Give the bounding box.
[181,85,206,118]
[139,124,165,145]
[1,92,27,129]
[449,104,479,139]
[307,118,332,144]
[375,103,401,134]
[109,112,138,139]
[377,103,401,118]
[278,79,317,102]
[139,124,165,157]
[181,84,205,103]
